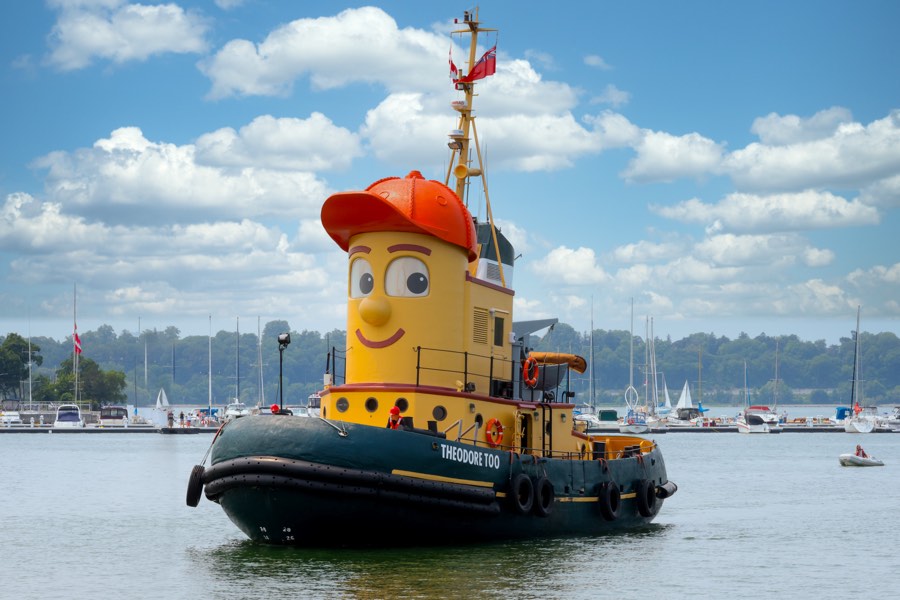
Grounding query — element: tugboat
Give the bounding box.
[187,8,676,546]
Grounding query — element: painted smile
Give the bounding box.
[356,328,406,349]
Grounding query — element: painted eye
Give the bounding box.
[349,258,374,298]
[385,257,429,297]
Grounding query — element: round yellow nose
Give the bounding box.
[359,296,391,326]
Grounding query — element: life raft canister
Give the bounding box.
[485,418,504,447]
[523,357,539,388]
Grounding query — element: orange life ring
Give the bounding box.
[523,357,539,388]
[485,418,504,447]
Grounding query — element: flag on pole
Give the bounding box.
[74,323,82,355]
[449,47,459,83]
[459,45,496,83]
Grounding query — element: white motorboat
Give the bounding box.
[223,400,253,421]
[53,404,85,428]
[98,405,129,427]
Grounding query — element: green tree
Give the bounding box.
[56,357,128,410]
[0,333,42,398]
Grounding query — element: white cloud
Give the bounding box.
[32,126,332,224]
[195,113,362,171]
[46,0,208,70]
[531,246,609,285]
[858,174,900,209]
[612,240,682,263]
[583,111,642,150]
[653,190,880,233]
[199,7,452,99]
[750,107,854,145]
[590,84,630,108]
[725,110,900,191]
[624,130,725,183]
[583,55,611,70]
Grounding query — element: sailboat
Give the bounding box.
[667,381,698,427]
[224,317,253,421]
[844,306,876,434]
[155,388,170,409]
[657,374,672,416]
[186,8,676,545]
[619,301,649,434]
[644,317,667,432]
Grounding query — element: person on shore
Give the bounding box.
[167,410,174,427]
[387,406,402,429]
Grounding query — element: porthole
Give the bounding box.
[395,397,409,412]
[336,397,349,413]
[475,414,484,427]
[364,397,378,413]
[432,405,447,421]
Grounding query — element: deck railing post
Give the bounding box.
[416,346,422,386]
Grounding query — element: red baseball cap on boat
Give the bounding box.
[389,406,401,415]
[321,171,477,262]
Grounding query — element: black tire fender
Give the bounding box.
[598,480,620,521]
[186,464,205,507]
[635,478,657,517]
[509,473,534,515]
[532,476,554,518]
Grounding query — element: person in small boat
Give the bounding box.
[855,444,869,458]
[387,406,402,429]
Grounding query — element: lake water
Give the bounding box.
[3,408,897,600]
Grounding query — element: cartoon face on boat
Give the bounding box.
[321,171,477,383]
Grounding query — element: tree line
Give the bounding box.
[1,320,898,408]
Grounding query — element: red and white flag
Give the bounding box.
[459,45,496,83]
[449,47,459,83]
[74,324,82,355]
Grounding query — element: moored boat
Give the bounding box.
[53,404,85,428]
[186,9,676,546]
[98,405,129,427]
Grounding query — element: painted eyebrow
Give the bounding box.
[349,246,371,257]
[387,244,432,256]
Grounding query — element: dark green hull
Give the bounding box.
[201,416,674,546]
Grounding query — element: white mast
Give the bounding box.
[589,296,594,407]
[27,315,33,406]
[257,316,265,406]
[73,283,78,406]
[208,315,213,413]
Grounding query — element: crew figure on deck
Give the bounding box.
[387,406,402,429]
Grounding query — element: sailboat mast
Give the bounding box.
[27,318,33,406]
[236,316,240,401]
[73,283,78,406]
[257,316,265,405]
[851,305,861,407]
[628,298,634,389]
[774,339,779,410]
[208,315,212,413]
[589,296,594,407]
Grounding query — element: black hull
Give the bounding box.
[198,416,675,546]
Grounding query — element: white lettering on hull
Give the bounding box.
[439,443,501,469]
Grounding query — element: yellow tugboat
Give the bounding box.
[187,8,676,546]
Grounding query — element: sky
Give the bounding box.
[1,0,899,346]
